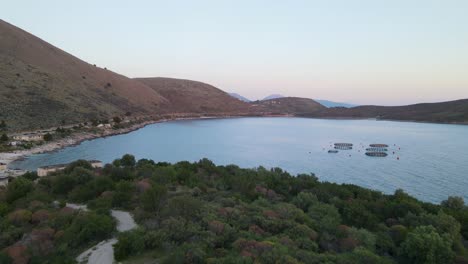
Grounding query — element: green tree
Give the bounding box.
[292,191,318,211]
[63,212,115,247]
[142,185,167,212]
[113,181,134,208]
[114,229,145,261]
[0,133,8,142]
[52,175,76,195]
[120,154,136,168]
[6,177,33,202]
[308,202,341,232]
[441,196,465,210]
[399,225,454,264]
[43,133,53,141]
[113,116,122,123]
[0,120,6,130]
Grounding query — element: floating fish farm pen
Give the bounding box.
[334,146,352,150]
[334,143,353,147]
[328,150,339,153]
[365,152,388,157]
[366,147,388,152]
[334,143,353,150]
[369,144,389,148]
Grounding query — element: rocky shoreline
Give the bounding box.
[0,114,265,174]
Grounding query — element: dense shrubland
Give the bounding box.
[0,155,467,263]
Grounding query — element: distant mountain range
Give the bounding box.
[230,93,357,108]
[1,19,467,131]
[262,94,285,101]
[228,93,251,102]
[314,99,357,108]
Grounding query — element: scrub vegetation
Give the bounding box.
[1,155,467,263]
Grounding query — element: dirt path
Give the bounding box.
[72,204,137,264]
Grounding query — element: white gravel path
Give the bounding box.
[73,205,137,264]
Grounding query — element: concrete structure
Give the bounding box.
[97,124,112,129]
[0,176,10,187]
[12,133,44,142]
[37,160,103,177]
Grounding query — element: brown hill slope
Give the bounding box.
[0,19,169,131]
[305,99,468,123]
[135,77,250,114]
[251,97,326,115]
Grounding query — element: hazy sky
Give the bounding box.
[2,0,468,105]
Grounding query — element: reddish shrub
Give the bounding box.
[208,220,225,234]
[338,237,359,252]
[249,224,266,235]
[136,179,152,193]
[7,209,32,225]
[31,209,50,224]
[262,210,279,219]
[4,244,29,264]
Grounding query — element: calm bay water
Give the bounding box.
[11,117,468,203]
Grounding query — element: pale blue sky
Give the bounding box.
[2,0,468,105]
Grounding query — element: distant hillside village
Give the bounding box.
[0,115,134,148]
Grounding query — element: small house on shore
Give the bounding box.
[12,133,44,142]
[0,162,7,171]
[0,176,11,187]
[37,160,103,177]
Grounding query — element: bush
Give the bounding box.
[6,177,33,202]
[43,133,53,141]
[399,225,454,264]
[0,133,8,142]
[114,229,145,261]
[62,212,115,246]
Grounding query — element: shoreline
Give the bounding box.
[0,114,272,173]
[1,113,466,174]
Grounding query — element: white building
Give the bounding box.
[37,160,103,177]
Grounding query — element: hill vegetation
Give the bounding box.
[135,78,250,114]
[1,18,468,133]
[0,19,170,131]
[252,97,326,115]
[302,99,468,124]
[1,156,467,263]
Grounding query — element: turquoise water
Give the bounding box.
[11,117,468,203]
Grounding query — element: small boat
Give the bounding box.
[328,150,339,153]
[365,152,388,157]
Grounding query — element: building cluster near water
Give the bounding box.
[0,160,103,187]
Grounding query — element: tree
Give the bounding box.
[113,116,122,123]
[114,229,145,261]
[0,120,6,129]
[308,202,341,232]
[120,154,136,168]
[441,196,465,210]
[0,133,8,142]
[6,177,33,203]
[292,191,318,211]
[113,181,134,208]
[399,225,455,264]
[43,133,53,141]
[142,185,167,212]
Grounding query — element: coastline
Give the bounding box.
[0,114,271,173]
[1,113,466,175]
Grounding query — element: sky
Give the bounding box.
[2,0,468,105]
